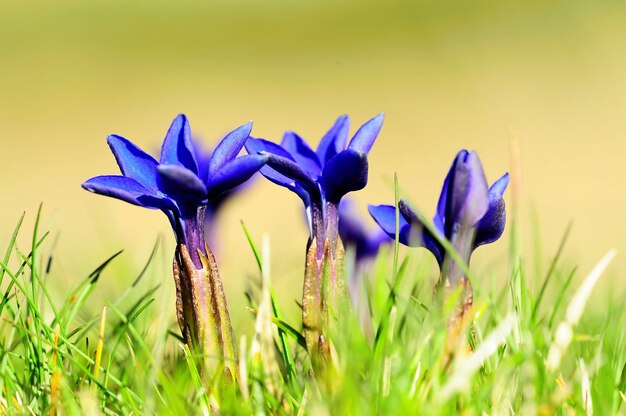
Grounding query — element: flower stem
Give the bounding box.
[440,225,476,366]
[172,207,237,385]
[302,201,346,368]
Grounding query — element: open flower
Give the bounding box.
[83,114,267,380]
[245,114,383,359]
[83,114,266,264]
[245,114,383,239]
[369,149,509,289]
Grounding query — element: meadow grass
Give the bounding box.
[0,204,624,415]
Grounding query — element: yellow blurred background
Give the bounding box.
[1,0,624,328]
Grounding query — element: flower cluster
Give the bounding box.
[84,113,508,378]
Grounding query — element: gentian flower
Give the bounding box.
[338,198,391,338]
[83,114,267,380]
[245,114,383,357]
[369,149,509,294]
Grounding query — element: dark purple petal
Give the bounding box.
[321,149,368,203]
[260,167,313,205]
[398,200,444,265]
[435,150,462,230]
[107,134,159,190]
[474,173,509,248]
[157,164,207,201]
[245,137,295,160]
[281,131,321,177]
[159,114,198,173]
[206,154,268,199]
[316,115,350,164]
[208,121,253,178]
[246,138,299,186]
[246,138,316,205]
[347,113,384,155]
[257,164,296,189]
[443,150,489,237]
[82,175,171,210]
[262,152,317,185]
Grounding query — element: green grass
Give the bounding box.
[0,206,624,415]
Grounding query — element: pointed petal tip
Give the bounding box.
[489,172,510,197]
[207,121,255,176]
[238,120,254,133]
[105,133,159,188]
[232,120,253,137]
[281,130,300,143]
[106,133,137,151]
[398,198,417,220]
[368,204,396,229]
[221,121,252,141]
[106,134,123,145]
[174,113,188,122]
[206,153,268,198]
[80,175,172,209]
[370,112,384,126]
[367,203,387,222]
[348,113,384,154]
[317,115,351,163]
[81,181,96,192]
[169,113,190,131]
[455,149,470,160]
[160,113,197,171]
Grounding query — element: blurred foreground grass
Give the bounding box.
[0,206,623,414]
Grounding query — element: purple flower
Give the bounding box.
[369,150,509,288]
[82,114,266,379]
[245,114,383,358]
[245,114,383,247]
[83,114,266,266]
